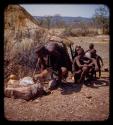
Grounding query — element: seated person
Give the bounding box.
[73,48,94,84]
[90,49,103,78]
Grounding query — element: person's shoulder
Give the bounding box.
[97,55,101,58]
[75,55,80,60]
[73,57,78,64]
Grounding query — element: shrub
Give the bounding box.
[62,27,98,37]
[4,29,47,79]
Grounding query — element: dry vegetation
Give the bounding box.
[4,33,110,121]
[4,30,47,79]
[4,5,110,121]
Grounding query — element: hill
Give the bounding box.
[34,16,92,25]
[4,5,46,78]
[4,5,46,60]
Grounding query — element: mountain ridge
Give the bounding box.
[34,16,92,24]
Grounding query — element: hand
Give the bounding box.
[33,74,41,80]
[83,64,88,67]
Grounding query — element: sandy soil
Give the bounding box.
[4,35,110,121]
[4,72,109,121]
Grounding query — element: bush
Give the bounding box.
[62,27,98,37]
[4,29,47,79]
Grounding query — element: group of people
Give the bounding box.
[33,40,103,90]
[72,43,103,84]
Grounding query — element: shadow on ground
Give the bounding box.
[59,77,109,95]
[59,82,83,95]
[84,77,109,88]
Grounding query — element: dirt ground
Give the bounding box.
[4,35,110,121]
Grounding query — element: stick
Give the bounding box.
[32,59,39,78]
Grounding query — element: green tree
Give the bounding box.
[93,5,109,34]
[45,16,53,30]
[53,14,66,28]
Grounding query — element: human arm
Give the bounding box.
[98,56,104,66]
[75,56,84,68]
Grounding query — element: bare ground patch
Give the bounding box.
[4,35,110,121]
[4,72,109,121]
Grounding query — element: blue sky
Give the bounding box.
[20,4,109,18]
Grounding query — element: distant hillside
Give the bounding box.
[34,16,92,25]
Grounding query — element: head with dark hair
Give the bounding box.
[89,43,94,49]
[77,48,85,56]
[75,45,81,51]
[35,45,48,57]
[90,49,96,57]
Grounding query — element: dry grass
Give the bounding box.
[4,29,49,79]
[4,32,109,79]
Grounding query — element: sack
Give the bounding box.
[19,77,34,86]
[4,83,45,101]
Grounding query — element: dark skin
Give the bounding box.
[85,45,101,79]
[73,57,82,83]
[91,52,103,78]
[85,43,94,56]
[37,56,48,72]
[97,55,103,78]
[36,47,49,72]
[73,50,94,84]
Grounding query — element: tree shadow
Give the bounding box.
[59,82,83,95]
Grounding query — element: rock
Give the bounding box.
[9,74,17,80]
[7,79,20,88]
[104,68,109,72]
[4,83,45,101]
[86,96,92,99]
[33,97,42,103]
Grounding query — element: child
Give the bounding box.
[90,49,103,78]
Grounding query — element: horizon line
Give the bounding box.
[34,15,92,18]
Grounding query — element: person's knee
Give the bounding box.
[34,69,49,79]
